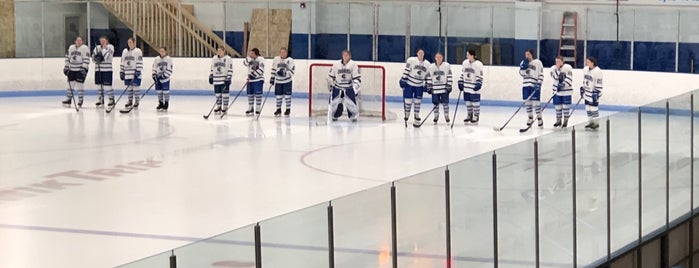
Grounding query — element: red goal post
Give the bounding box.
[308,63,396,121]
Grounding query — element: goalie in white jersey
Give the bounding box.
[152,47,173,111]
[519,49,545,128]
[425,52,453,124]
[581,57,603,130]
[119,37,143,108]
[400,49,430,126]
[62,36,90,108]
[270,47,295,116]
[328,50,361,122]
[92,36,115,107]
[458,49,484,124]
[550,56,574,128]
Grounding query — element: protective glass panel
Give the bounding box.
[445,4,492,65]
[260,203,328,267]
[377,3,408,63]
[668,93,693,221]
[116,250,172,268]
[574,120,609,265]
[450,153,495,268]
[640,100,668,237]
[537,131,575,266]
[174,224,256,268]
[333,184,392,268]
[608,108,641,253]
[496,140,536,267]
[395,167,447,268]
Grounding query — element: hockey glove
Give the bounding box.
[519,59,530,70]
[224,79,231,87]
[79,68,88,80]
[63,66,69,77]
[269,77,275,86]
[134,70,142,79]
[556,82,564,92]
[208,74,214,85]
[93,53,104,63]
[399,78,408,89]
[474,82,482,91]
[579,86,585,97]
[426,85,433,94]
[458,80,464,91]
[592,91,600,103]
[119,71,125,81]
[248,74,255,81]
[446,84,453,93]
[152,73,158,82]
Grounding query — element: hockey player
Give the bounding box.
[328,50,361,122]
[581,56,603,130]
[458,49,484,124]
[119,37,143,108]
[92,36,115,107]
[243,48,265,115]
[270,47,295,116]
[209,47,233,113]
[62,36,90,107]
[399,48,430,126]
[152,46,173,111]
[425,52,453,124]
[550,56,573,128]
[519,49,544,128]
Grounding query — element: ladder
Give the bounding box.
[558,11,578,67]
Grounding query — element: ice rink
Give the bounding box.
[1,94,621,268]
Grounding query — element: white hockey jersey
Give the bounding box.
[120,48,143,79]
[426,62,453,95]
[582,66,603,102]
[271,56,295,84]
[210,55,233,85]
[244,56,265,83]
[520,59,544,87]
[550,64,573,96]
[328,59,361,91]
[65,44,90,71]
[93,44,114,72]
[152,55,173,83]
[401,57,430,87]
[459,59,484,94]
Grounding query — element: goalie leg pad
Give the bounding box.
[330,87,343,119]
[344,87,359,119]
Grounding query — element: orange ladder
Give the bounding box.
[558,11,578,67]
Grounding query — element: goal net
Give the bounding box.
[308,63,397,120]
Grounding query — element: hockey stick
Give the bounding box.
[519,92,555,133]
[66,78,80,112]
[451,91,462,129]
[202,100,218,120]
[105,80,136,114]
[493,90,537,132]
[414,105,437,128]
[255,84,274,121]
[401,87,407,128]
[119,82,155,114]
[219,82,248,119]
[95,46,105,108]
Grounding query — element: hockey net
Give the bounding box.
[308,63,397,120]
